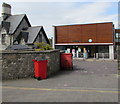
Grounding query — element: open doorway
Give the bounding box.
[87,46,98,58]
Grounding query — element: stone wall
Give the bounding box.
[1,50,60,80]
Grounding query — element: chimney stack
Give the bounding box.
[2,3,11,17]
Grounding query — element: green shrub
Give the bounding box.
[34,42,53,51]
[44,44,53,50]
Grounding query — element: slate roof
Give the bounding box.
[5,14,25,34]
[6,44,30,50]
[0,13,49,45]
[23,26,42,44]
[0,14,31,35]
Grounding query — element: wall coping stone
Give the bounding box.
[0,49,60,54]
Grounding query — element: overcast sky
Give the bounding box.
[0,1,118,38]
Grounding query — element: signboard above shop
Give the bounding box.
[72,40,81,42]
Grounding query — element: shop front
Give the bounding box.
[54,22,115,59]
[55,44,110,59]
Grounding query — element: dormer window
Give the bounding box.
[22,27,28,30]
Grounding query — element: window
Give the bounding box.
[20,38,25,45]
[115,33,120,39]
[39,34,42,42]
[2,34,6,45]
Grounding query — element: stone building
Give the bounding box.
[0,3,49,50]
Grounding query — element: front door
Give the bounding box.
[87,46,96,58]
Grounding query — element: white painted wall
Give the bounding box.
[109,45,114,59]
[52,27,55,49]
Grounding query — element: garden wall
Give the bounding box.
[1,50,60,80]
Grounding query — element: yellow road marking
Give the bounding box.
[2,86,120,94]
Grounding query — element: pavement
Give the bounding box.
[2,59,119,102]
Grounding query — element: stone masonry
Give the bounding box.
[1,49,60,80]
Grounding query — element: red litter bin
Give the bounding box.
[32,59,48,80]
[60,53,73,70]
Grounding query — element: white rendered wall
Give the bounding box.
[109,45,114,59]
[52,27,55,49]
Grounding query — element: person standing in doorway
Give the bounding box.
[83,48,88,59]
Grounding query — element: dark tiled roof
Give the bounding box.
[5,14,25,34]
[23,26,42,44]
[0,14,49,45]
[6,45,30,50]
[0,14,31,35]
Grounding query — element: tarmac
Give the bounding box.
[2,59,119,102]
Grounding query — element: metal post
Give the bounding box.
[76,51,79,58]
[96,53,98,59]
[102,53,104,60]
[94,53,95,59]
